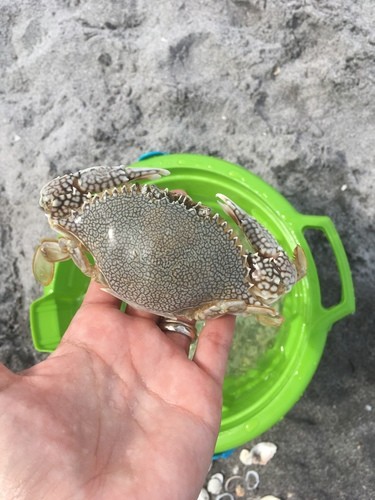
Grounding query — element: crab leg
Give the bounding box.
[216,194,306,303]
[32,239,70,286]
[32,237,107,287]
[191,298,283,325]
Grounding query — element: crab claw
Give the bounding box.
[39,166,170,219]
[217,193,306,303]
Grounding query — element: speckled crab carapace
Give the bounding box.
[33,165,306,329]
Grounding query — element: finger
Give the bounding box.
[82,280,121,309]
[0,363,15,390]
[125,303,160,322]
[164,332,191,355]
[194,315,236,385]
[84,281,159,320]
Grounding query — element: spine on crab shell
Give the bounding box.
[127,184,209,219]
[161,189,213,217]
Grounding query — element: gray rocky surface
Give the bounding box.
[0,1,374,498]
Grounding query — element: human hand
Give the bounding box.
[0,281,235,500]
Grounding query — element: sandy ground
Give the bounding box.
[1,1,374,498]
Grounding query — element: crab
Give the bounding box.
[33,165,306,332]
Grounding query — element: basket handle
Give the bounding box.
[295,214,355,328]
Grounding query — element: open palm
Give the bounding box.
[0,281,235,500]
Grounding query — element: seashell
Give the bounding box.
[250,442,277,465]
[211,472,224,482]
[224,475,244,493]
[235,484,246,497]
[197,488,209,500]
[260,496,281,500]
[207,472,224,495]
[245,470,260,490]
[216,494,235,500]
[239,442,277,465]
[239,448,252,465]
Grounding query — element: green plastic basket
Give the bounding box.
[30,154,355,453]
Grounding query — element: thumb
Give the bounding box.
[193,315,236,385]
